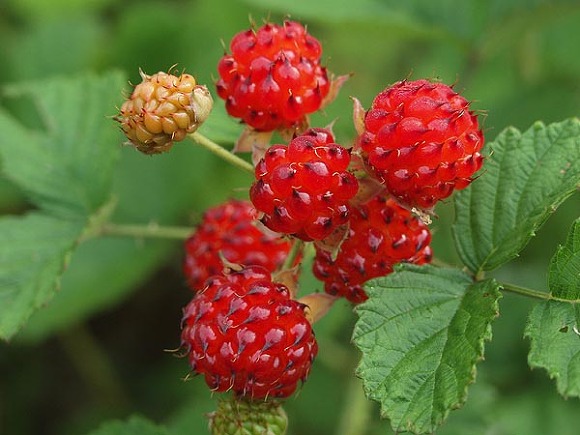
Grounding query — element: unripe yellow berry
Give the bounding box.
[115,70,213,154]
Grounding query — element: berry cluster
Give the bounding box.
[115,17,485,421]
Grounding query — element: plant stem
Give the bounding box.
[101,222,193,240]
[336,376,372,435]
[500,282,580,304]
[189,131,254,174]
[59,324,131,409]
[282,239,304,270]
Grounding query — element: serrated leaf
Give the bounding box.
[453,118,580,274]
[86,415,169,435]
[549,218,580,300]
[0,213,83,340]
[525,301,580,398]
[353,264,501,434]
[0,71,126,218]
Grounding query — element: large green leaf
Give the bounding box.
[86,415,169,435]
[353,264,501,434]
[525,219,580,398]
[0,71,126,218]
[0,214,83,340]
[0,72,127,340]
[453,118,580,274]
[549,218,580,300]
[18,140,252,342]
[525,302,580,398]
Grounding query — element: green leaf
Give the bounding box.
[196,99,242,145]
[86,415,169,435]
[0,71,126,218]
[241,0,480,41]
[353,264,501,434]
[549,218,580,300]
[16,237,176,342]
[17,142,251,341]
[525,301,580,398]
[0,213,83,340]
[453,118,580,274]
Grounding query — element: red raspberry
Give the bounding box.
[355,79,484,209]
[313,196,432,304]
[216,20,330,132]
[250,128,358,241]
[183,200,292,291]
[180,265,318,399]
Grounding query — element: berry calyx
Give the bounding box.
[183,199,293,291]
[208,397,288,435]
[250,128,359,241]
[181,265,318,399]
[313,196,433,303]
[116,70,213,154]
[355,79,484,209]
[216,20,330,133]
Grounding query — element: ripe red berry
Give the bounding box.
[180,265,318,399]
[355,79,484,209]
[183,200,293,291]
[250,128,358,241]
[313,196,432,304]
[216,20,330,132]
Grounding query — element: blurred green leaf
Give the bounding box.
[4,15,103,81]
[241,0,479,42]
[18,139,252,341]
[0,72,126,218]
[549,218,580,300]
[453,118,580,274]
[353,264,500,434]
[0,214,83,340]
[17,237,176,342]
[493,384,580,435]
[6,0,114,19]
[525,302,580,398]
[87,415,169,435]
[197,101,243,146]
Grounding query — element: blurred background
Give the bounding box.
[0,0,579,434]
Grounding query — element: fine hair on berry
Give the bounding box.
[250,128,359,241]
[216,20,330,132]
[313,195,433,303]
[356,79,484,209]
[180,265,318,399]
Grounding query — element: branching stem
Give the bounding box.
[101,222,193,240]
[282,239,305,270]
[501,282,580,304]
[189,131,254,174]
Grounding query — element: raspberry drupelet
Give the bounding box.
[180,265,318,399]
[355,79,484,210]
[183,199,293,292]
[250,128,359,241]
[216,20,330,132]
[313,195,433,303]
